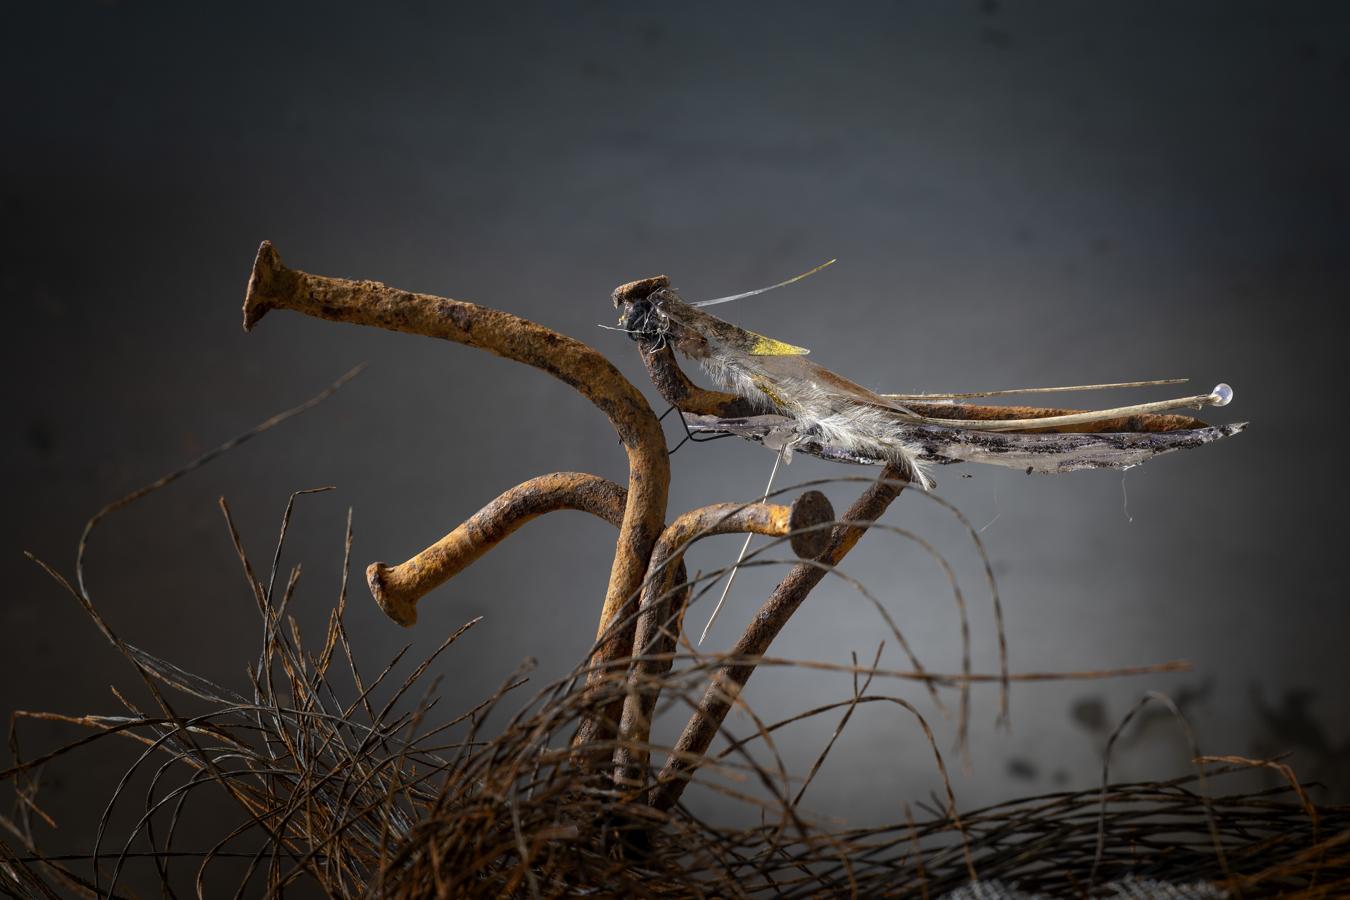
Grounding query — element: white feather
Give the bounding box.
[696,348,935,489]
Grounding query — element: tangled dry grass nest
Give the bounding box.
[0,375,1344,900]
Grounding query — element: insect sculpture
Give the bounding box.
[610,263,1245,638]
[613,263,1242,489]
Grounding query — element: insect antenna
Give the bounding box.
[691,259,837,308]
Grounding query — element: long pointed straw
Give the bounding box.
[698,449,784,645]
[883,377,1187,401]
[895,384,1234,432]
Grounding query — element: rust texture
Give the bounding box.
[612,275,672,305]
[638,342,1206,434]
[574,493,830,754]
[613,491,835,786]
[367,473,627,626]
[243,242,670,668]
[647,466,909,812]
[640,344,760,418]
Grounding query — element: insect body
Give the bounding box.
[613,273,1243,489]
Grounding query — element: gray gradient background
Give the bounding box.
[5,0,1349,854]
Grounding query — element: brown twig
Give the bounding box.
[242,242,670,685]
[1195,755,1319,836]
[648,465,909,812]
[611,491,835,786]
[366,473,628,626]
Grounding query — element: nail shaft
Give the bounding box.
[612,491,834,787]
[648,468,907,812]
[367,473,627,626]
[243,243,670,680]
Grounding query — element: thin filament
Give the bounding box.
[691,259,837,308]
[699,449,784,645]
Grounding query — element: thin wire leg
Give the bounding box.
[669,410,736,456]
[698,449,783,644]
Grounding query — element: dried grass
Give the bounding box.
[4,375,1345,899]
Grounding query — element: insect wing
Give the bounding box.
[908,420,1247,473]
[752,354,917,416]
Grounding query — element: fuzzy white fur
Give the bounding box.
[696,347,936,489]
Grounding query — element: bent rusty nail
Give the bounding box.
[243,243,670,687]
[367,473,627,626]
[648,465,909,812]
[611,490,835,788]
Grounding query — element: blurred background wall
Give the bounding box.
[5,0,1348,854]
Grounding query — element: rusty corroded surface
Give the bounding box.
[367,473,627,626]
[243,242,670,660]
[613,491,835,787]
[648,467,908,812]
[787,490,834,561]
[640,344,760,418]
[574,494,829,753]
[611,275,671,307]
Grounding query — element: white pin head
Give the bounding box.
[1209,383,1234,407]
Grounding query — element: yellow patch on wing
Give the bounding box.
[747,331,810,356]
[750,375,787,407]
